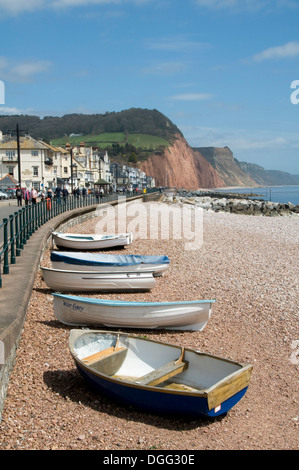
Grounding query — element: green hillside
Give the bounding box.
[52,132,169,150]
[52,132,169,162]
[0,108,181,142]
[0,108,179,163]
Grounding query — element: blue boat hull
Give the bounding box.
[75,362,248,418]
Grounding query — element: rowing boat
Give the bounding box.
[41,267,155,292]
[69,329,253,418]
[52,231,133,250]
[50,251,170,276]
[52,293,215,330]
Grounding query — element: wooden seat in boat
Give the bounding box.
[80,335,128,375]
[81,346,127,365]
[135,348,188,387]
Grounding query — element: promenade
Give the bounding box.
[0,197,104,417]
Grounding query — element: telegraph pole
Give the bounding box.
[7,124,28,187]
[70,148,74,194]
[16,124,21,186]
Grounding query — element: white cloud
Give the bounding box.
[0,106,25,114]
[169,93,213,101]
[0,57,52,82]
[253,41,299,62]
[0,0,44,15]
[194,0,299,13]
[182,125,297,152]
[194,0,266,12]
[141,62,185,76]
[0,0,153,15]
[11,60,51,79]
[146,36,211,52]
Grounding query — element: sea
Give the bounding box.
[217,185,299,206]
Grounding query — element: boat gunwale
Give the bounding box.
[53,292,216,307]
[41,267,155,277]
[52,232,132,242]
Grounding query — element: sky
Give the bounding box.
[1,0,299,175]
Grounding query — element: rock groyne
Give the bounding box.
[165,189,299,216]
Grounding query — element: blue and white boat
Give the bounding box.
[69,329,253,418]
[50,252,170,276]
[52,293,215,330]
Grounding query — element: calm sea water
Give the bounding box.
[218,185,299,206]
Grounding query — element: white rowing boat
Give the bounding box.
[41,267,155,292]
[52,293,215,330]
[52,231,133,250]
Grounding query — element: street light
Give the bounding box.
[70,149,78,192]
[7,124,28,187]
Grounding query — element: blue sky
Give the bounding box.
[1,0,299,175]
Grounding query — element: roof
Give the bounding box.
[0,174,18,186]
[0,135,50,150]
[56,146,69,154]
[39,141,61,152]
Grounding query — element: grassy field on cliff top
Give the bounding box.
[52,132,169,150]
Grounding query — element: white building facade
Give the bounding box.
[0,131,155,192]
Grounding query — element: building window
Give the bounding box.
[63,167,68,174]
[53,166,57,175]
[5,150,15,160]
[31,150,38,157]
[33,166,38,176]
[8,166,14,176]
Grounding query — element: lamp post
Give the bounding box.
[7,124,28,187]
[70,148,73,194]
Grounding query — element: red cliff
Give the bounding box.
[139,135,224,190]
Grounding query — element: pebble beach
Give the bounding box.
[0,199,298,450]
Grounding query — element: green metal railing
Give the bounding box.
[0,193,110,288]
[0,189,159,288]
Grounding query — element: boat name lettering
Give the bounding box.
[63,300,84,312]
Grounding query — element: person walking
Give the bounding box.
[55,184,62,205]
[31,187,37,204]
[62,186,69,206]
[47,187,53,199]
[16,185,23,206]
[24,188,31,205]
[46,187,53,211]
[62,185,69,199]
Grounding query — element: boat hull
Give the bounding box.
[76,364,249,417]
[69,330,253,418]
[52,293,215,330]
[52,232,133,250]
[50,252,170,276]
[41,268,155,292]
